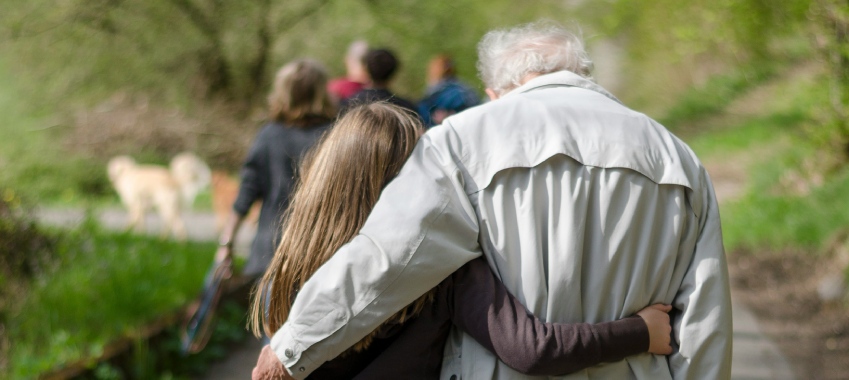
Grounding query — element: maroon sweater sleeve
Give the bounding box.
[445,257,650,376]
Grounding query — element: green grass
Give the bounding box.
[722,168,849,252]
[719,124,849,252]
[685,110,807,160]
[6,219,218,378]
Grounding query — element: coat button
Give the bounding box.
[299,367,306,372]
[284,348,294,358]
[450,375,457,380]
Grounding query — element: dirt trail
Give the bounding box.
[709,155,849,378]
[702,161,798,379]
[699,61,849,378]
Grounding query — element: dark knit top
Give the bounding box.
[233,119,331,276]
[339,88,419,117]
[307,257,649,379]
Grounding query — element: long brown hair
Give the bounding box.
[267,58,336,126]
[250,103,430,352]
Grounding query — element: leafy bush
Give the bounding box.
[0,188,61,376]
[723,164,849,252]
[677,67,848,253]
[5,220,218,378]
[75,300,251,380]
[0,188,58,280]
[809,0,849,163]
[141,300,251,379]
[660,64,778,129]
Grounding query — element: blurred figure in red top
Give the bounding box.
[327,40,369,102]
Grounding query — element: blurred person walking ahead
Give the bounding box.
[418,54,480,127]
[327,40,369,102]
[340,48,419,117]
[215,59,334,279]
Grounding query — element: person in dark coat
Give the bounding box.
[215,58,335,278]
[340,48,419,117]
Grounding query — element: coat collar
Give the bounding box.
[503,70,622,105]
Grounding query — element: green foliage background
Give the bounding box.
[3,0,849,376]
[0,0,566,109]
[0,0,833,111]
[0,0,835,134]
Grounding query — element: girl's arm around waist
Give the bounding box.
[444,257,651,376]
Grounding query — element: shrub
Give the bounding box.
[0,188,59,280]
[5,219,217,378]
[660,64,778,129]
[0,188,61,375]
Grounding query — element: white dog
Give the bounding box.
[107,152,211,240]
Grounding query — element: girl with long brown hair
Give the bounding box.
[250,103,673,378]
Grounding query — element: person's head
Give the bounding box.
[476,21,593,99]
[267,58,336,126]
[345,40,370,83]
[426,54,457,86]
[364,48,400,87]
[250,103,424,339]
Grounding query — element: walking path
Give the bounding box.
[731,298,795,379]
[36,207,796,379]
[35,207,256,251]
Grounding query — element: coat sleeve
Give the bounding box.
[669,169,733,379]
[269,129,482,378]
[447,258,649,376]
[233,128,268,215]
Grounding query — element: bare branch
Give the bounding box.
[169,0,218,42]
[274,0,333,35]
[247,0,274,97]
[243,0,333,98]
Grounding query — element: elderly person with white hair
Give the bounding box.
[254,21,732,379]
[327,40,370,102]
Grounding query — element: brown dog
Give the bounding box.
[211,171,260,231]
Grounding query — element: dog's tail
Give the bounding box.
[170,152,212,207]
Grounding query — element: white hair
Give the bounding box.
[346,40,369,62]
[477,21,594,95]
